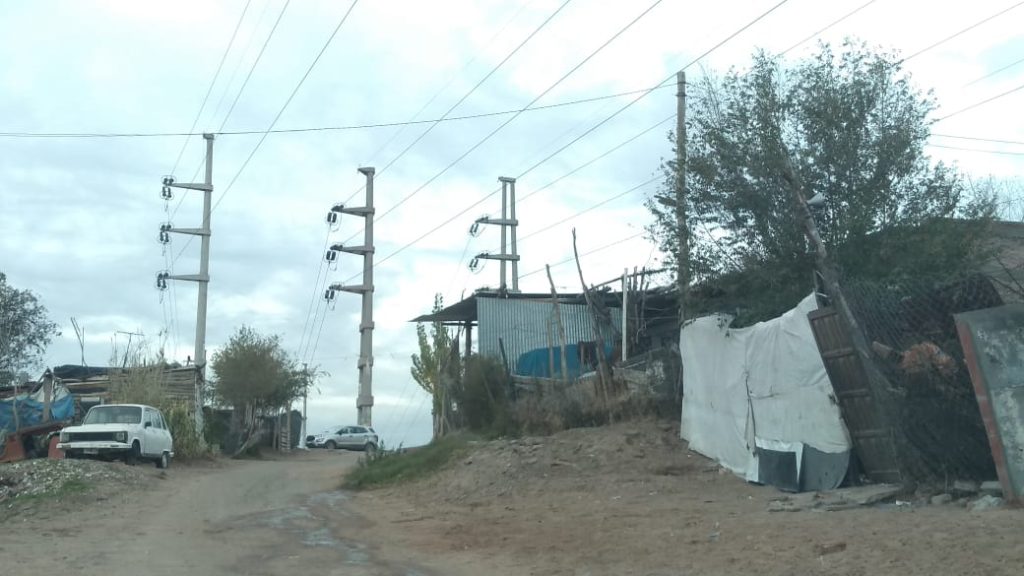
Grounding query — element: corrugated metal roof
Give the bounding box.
[477,298,621,373]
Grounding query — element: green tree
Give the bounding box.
[0,272,60,385]
[211,326,301,453]
[410,294,460,438]
[648,41,995,324]
[211,326,300,410]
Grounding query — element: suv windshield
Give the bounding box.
[83,406,142,425]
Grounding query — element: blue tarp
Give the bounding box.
[515,343,614,379]
[0,389,74,433]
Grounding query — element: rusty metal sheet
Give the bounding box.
[955,304,1024,503]
[808,307,902,484]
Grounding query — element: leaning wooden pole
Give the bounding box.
[545,265,571,384]
[572,229,614,414]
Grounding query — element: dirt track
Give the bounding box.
[1,451,431,576]
[3,426,1023,575]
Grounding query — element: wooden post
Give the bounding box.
[42,370,53,422]
[545,265,571,383]
[572,229,614,410]
[547,319,556,378]
[676,71,688,328]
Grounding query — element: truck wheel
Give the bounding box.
[325,440,337,450]
[125,441,141,466]
[156,452,170,469]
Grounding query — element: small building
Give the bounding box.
[412,286,678,379]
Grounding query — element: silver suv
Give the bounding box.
[306,425,378,452]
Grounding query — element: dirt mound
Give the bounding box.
[394,420,706,505]
[0,458,149,517]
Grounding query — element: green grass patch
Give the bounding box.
[342,434,472,490]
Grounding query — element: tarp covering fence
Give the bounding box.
[680,295,851,489]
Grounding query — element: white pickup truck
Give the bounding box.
[58,404,174,468]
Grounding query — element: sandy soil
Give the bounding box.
[3,424,1021,576]
[1,451,432,576]
[350,421,1024,576]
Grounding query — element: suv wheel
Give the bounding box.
[325,440,337,450]
[365,443,378,456]
[125,441,141,466]
[156,451,170,469]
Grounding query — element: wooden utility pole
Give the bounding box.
[676,71,688,327]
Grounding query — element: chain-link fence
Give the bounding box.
[842,273,1002,483]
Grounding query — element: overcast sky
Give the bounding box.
[2,0,1022,447]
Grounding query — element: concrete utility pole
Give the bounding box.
[676,71,688,327]
[158,133,214,429]
[470,177,520,293]
[328,167,376,427]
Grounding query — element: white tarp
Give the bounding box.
[679,294,851,482]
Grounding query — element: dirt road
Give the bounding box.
[4,425,1023,575]
[2,451,431,576]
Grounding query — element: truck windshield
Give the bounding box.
[83,406,142,425]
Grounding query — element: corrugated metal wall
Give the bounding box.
[477,298,621,373]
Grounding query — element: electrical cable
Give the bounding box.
[338,0,565,207]
[934,81,1024,122]
[168,0,253,177]
[900,0,1024,63]
[174,0,361,264]
[329,0,792,289]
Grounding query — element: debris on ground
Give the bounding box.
[969,494,1005,512]
[0,458,147,509]
[767,484,903,512]
[979,481,1003,497]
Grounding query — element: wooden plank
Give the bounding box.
[808,306,902,485]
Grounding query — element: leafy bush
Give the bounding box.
[451,356,516,438]
[342,435,470,490]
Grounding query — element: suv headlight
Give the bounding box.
[59,431,68,443]
[115,431,128,442]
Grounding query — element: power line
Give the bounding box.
[218,0,292,132]
[339,0,567,207]
[519,175,661,244]
[780,0,878,56]
[209,0,277,128]
[448,118,669,288]
[518,115,673,205]
[213,0,360,213]
[932,133,1024,146]
[519,231,645,279]
[934,81,1024,122]
[513,0,791,185]
[331,0,791,289]
[349,0,666,239]
[168,0,284,223]
[295,229,333,358]
[168,0,253,177]
[0,85,676,140]
[964,54,1024,87]
[901,0,1024,63]
[927,143,1024,156]
[174,0,361,264]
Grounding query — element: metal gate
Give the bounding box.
[807,307,902,484]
